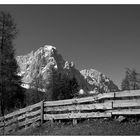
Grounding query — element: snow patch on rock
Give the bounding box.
[44,45,56,51]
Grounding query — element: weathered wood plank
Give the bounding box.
[115,90,140,98]
[0,116,4,122]
[44,92,115,107]
[108,108,140,115]
[17,115,40,127]
[4,115,40,134]
[100,92,115,99]
[0,122,4,127]
[27,115,40,125]
[111,99,140,108]
[44,97,95,107]
[0,127,4,135]
[44,102,112,112]
[40,100,44,124]
[4,123,17,134]
[0,117,4,135]
[27,109,41,118]
[4,101,41,119]
[5,109,41,126]
[0,127,3,132]
[44,112,111,120]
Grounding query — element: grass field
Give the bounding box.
[11,118,140,136]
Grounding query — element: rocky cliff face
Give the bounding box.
[16,45,119,94]
[80,69,119,93]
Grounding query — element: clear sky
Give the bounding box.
[0,5,140,87]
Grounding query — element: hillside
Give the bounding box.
[12,118,140,135]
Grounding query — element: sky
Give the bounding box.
[0,5,140,87]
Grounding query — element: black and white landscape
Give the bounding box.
[0,4,140,136]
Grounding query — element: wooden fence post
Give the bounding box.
[72,111,78,126]
[73,118,77,126]
[25,109,29,130]
[58,120,61,124]
[50,119,54,127]
[12,115,17,133]
[111,101,113,109]
[40,100,44,124]
[2,116,5,135]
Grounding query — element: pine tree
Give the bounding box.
[121,68,131,91]
[50,68,79,101]
[130,69,139,90]
[0,11,24,116]
[68,77,79,98]
[121,68,140,91]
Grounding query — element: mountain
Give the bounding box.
[16,45,119,94]
[80,69,119,93]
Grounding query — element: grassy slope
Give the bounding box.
[12,118,140,136]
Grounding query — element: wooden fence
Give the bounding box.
[0,101,43,135]
[1,89,140,135]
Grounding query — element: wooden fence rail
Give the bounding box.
[0,101,42,135]
[44,112,112,120]
[1,89,140,135]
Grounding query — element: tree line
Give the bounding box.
[0,11,140,116]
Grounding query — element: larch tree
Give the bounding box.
[0,11,24,116]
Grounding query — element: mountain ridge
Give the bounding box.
[16,45,119,94]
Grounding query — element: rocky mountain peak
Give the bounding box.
[80,68,119,93]
[16,45,74,84]
[16,45,119,94]
[34,45,56,57]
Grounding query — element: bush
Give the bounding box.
[24,88,47,106]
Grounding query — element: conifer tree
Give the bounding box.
[130,69,138,90]
[50,67,79,101]
[0,11,24,116]
[121,68,140,91]
[121,68,131,91]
